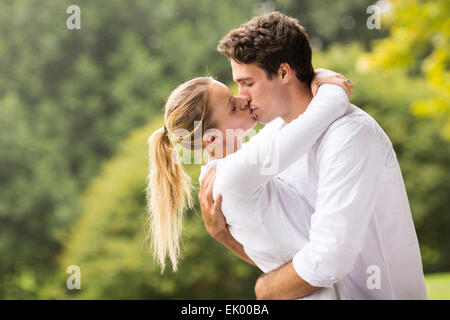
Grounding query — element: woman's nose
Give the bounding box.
[236,96,251,110]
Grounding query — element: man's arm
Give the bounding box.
[199,166,256,266]
[254,261,320,299]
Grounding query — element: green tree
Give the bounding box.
[0,0,260,298]
[361,0,450,139]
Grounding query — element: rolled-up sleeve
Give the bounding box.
[292,120,386,287]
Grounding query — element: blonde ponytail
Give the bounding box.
[146,127,193,273]
[146,77,215,273]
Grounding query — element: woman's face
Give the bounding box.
[205,80,257,154]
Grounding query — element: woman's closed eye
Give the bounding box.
[229,97,236,112]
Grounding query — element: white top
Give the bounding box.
[267,104,428,300]
[199,85,352,299]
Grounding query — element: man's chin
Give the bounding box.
[252,112,276,124]
[257,117,272,125]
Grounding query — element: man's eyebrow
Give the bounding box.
[235,77,252,83]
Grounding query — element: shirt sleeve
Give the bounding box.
[292,120,386,287]
[215,84,349,197]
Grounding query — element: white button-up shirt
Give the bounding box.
[272,104,428,299]
[200,85,352,299]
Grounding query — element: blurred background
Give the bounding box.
[0,0,448,299]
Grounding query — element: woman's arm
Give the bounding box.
[311,68,353,98]
[216,84,349,197]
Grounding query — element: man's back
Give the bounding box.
[276,105,427,299]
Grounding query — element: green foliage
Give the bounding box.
[362,0,450,139]
[0,0,260,298]
[425,273,450,300]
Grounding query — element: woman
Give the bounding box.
[146,71,352,299]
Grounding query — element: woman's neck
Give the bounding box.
[207,137,243,161]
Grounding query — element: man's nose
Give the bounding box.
[238,87,251,103]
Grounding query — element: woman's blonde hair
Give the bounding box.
[146,77,216,273]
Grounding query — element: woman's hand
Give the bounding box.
[311,68,353,99]
[198,166,228,240]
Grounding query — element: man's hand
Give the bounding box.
[198,166,227,240]
[311,68,354,98]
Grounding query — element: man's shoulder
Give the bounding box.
[328,104,376,130]
[317,104,394,155]
[325,105,387,139]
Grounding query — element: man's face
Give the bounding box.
[231,60,284,124]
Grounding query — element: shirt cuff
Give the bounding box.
[292,249,337,288]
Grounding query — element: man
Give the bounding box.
[199,11,427,299]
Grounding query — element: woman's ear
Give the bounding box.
[202,128,224,158]
[202,130,217,147]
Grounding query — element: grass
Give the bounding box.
[425,273,450,300]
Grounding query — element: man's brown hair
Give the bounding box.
[217,11,314,85]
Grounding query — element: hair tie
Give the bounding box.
[163,125,168,134]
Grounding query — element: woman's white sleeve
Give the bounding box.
[217,84,349,196]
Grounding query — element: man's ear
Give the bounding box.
[278,63,293,84]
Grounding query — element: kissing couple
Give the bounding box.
[146,11,427,300]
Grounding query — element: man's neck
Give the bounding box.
[280,82,313,123]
